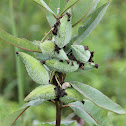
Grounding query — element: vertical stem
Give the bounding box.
[9,0,24,125]
[10,0,24,107]
[56,100,62,126]
[57,0,60,17]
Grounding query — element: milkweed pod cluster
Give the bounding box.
[39,40,68,60]
[71,45,91,63]
[17,52,49,84]
[60,87,84,104]
[54,10,72,48]
[24,85,56,102]
[45,59,79,73]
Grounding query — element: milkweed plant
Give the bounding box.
[0,0,126,126]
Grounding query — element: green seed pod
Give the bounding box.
[78,62,99,71]
[39,40,68,60]
[84,62,99,70]
[45,59,79,73]
[24,85,56,101]
[71,45,91,63]
[18,52,49,84]
[39,40,54,56]
[54,11,72,48]
[60,88,84,104]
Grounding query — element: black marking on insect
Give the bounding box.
[67,19,70,22]
[66,12,71,22]
[65,60,70,64]
[66,12,71,18]
[52,20,60,36]
[55,44,61,54]
[67,53,76,61]
[52,28,57,35]
[54,86,67,98]
[91,51,94,58]
[40,60,46,64]
[81,100,85,104]
[59,60,63,62]
[84,46,89,50]
[95,64,99,69]
[54,24,57,28]
[56,20,60,26]
[77,61,80,64]
[16,52,19,54]
[71,62,74,66]
[79,63,84,68]
[88,58,92,62]
[63,46,66,49]
[63,91,67,97]
[59,15,63,19]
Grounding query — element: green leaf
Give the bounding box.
[0,107,28,126]
[70,81,126,114]
[41,121,77,126]
[73,2,110,44]
[44,0,79,16]
[46,11,56,27]
[0,99,44,126]
[43,0,67,15]
[22,98,45,107]
[70,100,109,126]
[18,52,49,84]
[0,29,41,52]
[71,0,100,26]
[24,85,56,102]
[34,0,55,15]
[61,0,79,15]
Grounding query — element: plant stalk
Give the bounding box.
[10,0,24,106]
[56,100,62,126]
[9,0,24,125]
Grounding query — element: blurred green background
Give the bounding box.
[0,0,126,126]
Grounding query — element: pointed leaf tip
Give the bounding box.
[70,81,126,114]
[73,2,110,44]
[34,0,55,15]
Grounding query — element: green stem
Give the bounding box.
[56,100,62,126]
[41,28,53,43]
[9,0,24,125]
